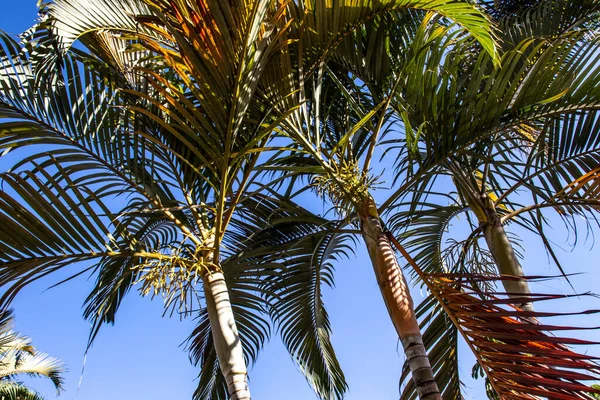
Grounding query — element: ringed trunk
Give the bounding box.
[203,271,250,399]
[476,196,534,312]
[358,197,441,400]
[482,216,534,312]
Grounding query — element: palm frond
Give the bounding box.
[83,211,184,343]
[0,382,45,400]
[389,233,600,400]
[265,227,353,400]
[0,165,194,315]
[229,193,352,399]
[483,0,600,47]
[331,9,424,85]
[293,0,497,75]
[30,0,155,76]
[387,202,467,280]
[424,273,600,400]
[380,10,600,259]
[0,30,178,207]
[0,310,64,395]
[0,311,32,355]
[0,169,118,307]
[0,351,65,392]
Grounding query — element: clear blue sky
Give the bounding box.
[1,2,599,400]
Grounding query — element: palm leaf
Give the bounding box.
[0,382,46,400]
[483,0,600,49]
[388,233,600,400]
[0,351,64,392]
[387,202,467,278]
[83,211,184,343]
[231,193,352,399]
[0,169,118,306]
[423,273,600,400]
[265,226,353,400]
[0,30,179,208]
[0,310,64,395]
[30,0,156,78]
[0,165,190,315]
[0,311,33,356]
[292,0,497,75]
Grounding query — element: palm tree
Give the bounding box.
[0,310,64,400]
[370,0,600,397]
[258,1,600,397]
[383,0,600,311]
[0,1,496,399]
[255,9,500,399]
[1,1,301,396]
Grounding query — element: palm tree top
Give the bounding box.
[0,309,65,398]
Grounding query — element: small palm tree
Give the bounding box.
[0,310,64,400]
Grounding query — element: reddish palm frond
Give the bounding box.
[388,232,600,400]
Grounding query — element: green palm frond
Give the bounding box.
[30,0,155,76]
[0,165,196,315]
[265,227,353,400]
[331,9,424,85]
[0,382,46,400]
[387,202,467,278]
[0,311,33,356]
[0,30,178,207]
[229,193,353,399]
[515,110,600,210]
[83,211,185,343]
[380,1,600,233]
[0,351,64,392]
[290,0,497,75]
[39,0,154,46]
[0,18,208,323]
[0,310,65,395]
[0,169,119,306]
[482,0,599,46]
[383,27,597,169]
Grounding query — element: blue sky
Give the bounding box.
[1,2,600,400]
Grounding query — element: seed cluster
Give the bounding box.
[312,160,375,215]
[134,255,209,298]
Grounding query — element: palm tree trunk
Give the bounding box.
[480,205,534,312]
[358,197,441,400]
[203,271,250,400]
[453,172,535,312]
